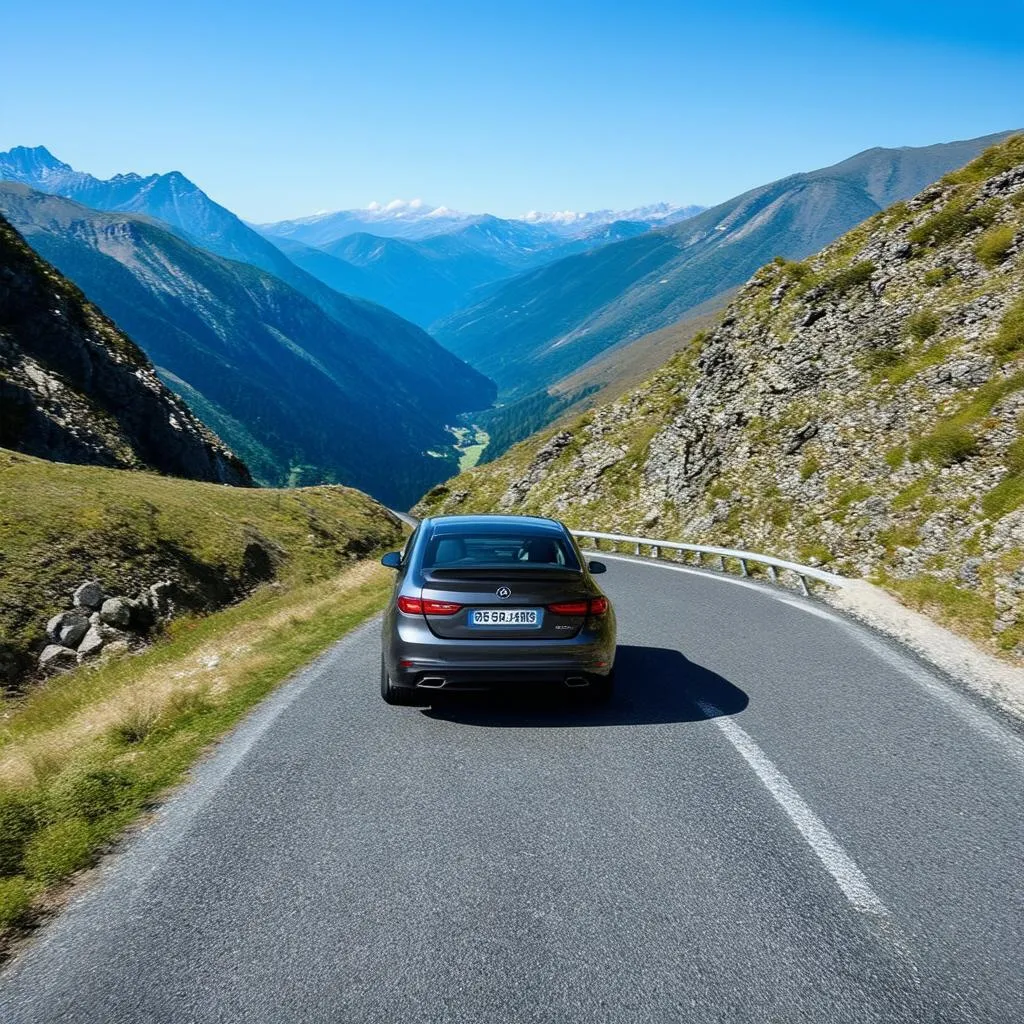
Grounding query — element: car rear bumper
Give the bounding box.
[385,622,615,692]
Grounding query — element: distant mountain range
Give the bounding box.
[433,131,1017,399]
[0,212,249,485]
[257,199,704,246]
[271,216,670,327]
[0,147,703,330]
[0,182,494,507]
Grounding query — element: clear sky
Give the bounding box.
[2,1,1021,222]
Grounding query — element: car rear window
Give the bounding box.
[423,531,579,570]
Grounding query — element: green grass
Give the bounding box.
[910,425,977,466]
[0,562,393,939]
[0,449,400,687]
[884,572,998,645]
[982,475,1024,520]
[908,195,998,248]
[923,267,954,287]
[892,477,935,510]
[974,225,1017,268]
[942,134,1024,186]
[906,309,940,342]
[989,296,1024,360]
[799,453,821,480]
[821,260,875,296]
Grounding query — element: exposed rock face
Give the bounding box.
[0,214,251,484]
[417,136,1024,659]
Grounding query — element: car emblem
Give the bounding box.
[496,586,512,599]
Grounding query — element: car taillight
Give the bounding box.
[547,598,609,616]
[547,600,589,615]
[423,599,462,616]
[396,595,462,616]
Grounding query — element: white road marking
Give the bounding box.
[696,698,890,917]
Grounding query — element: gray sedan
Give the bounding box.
[379,514,616,704]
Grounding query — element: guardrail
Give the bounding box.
[571,529,848,597]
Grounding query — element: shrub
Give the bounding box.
[799,453,821,480]
[46,764,136,824]
[990,297,1024,360]
[822,260,875,296]
[909,424,977,466]
[982,475,1024,520]
[0,793,39,876]
[909,196,997,247]
[885,446,906,469]
[923,267,953,287]
[0,877,34,927]
[861,347,903,372]
[906,309,939,342]
[22,819,93,883]
[974,225,1016,268]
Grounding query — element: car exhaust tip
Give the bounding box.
[564,676,590,688]
[417,676,447,689]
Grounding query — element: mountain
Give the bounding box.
[0,183,495,507]
[0,212,249,485]
[276,214,685,328]
[433,132,1017,400]
[258,200,703,248]
[0,146,401,326]
[417,134,1024,658]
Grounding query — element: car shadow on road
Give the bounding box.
[421,644,748,727]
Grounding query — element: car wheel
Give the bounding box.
[380,657,417,706]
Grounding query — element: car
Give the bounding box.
[379,514,616,705]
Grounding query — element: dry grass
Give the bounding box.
[0,560,393,942]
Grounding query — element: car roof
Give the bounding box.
[426,514,567,536]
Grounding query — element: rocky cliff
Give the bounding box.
[0,214,250,484]
[417,135,1024,659]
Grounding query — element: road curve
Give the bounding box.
[2,556,1022,1023]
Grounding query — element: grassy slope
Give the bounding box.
[0,449,401,685]
[0,560,394,946]
[417,136,1024,659]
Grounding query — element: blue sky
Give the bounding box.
[2,0,1021,221]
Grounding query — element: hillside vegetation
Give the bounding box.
[434,132,1014,400]
[0,449,401,687]
[418,135,1024,659]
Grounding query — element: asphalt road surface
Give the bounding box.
[2,556,1022,1023]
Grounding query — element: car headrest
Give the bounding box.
[434,537,466,564]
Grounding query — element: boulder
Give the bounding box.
[39,645,78,672]
[58,616,90,649]
[100,598,132,629]
[77,626,105,659]
[46,609,89,644]
[73,581,106,610]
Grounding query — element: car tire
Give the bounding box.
[380,657,417,706]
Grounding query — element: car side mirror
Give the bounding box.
[380,551,402,569]
[587,560,607,574]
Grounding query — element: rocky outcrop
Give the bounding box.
[37,578,181,673]
[0,213,251,484]
[417,135,1024,660]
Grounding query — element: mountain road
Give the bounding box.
[1,555,1022,1023]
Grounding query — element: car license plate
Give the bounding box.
[469,608,542,627]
